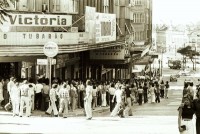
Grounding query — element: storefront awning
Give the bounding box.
[132,65,146,73]
[134,56,152,65]
[141,45,150,57]
[130,44,150,57]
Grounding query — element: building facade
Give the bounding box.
[0,0,152,81]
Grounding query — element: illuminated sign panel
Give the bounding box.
[2,14,72,27]
[95,13,116,43]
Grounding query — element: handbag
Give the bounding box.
[180,125,186,131]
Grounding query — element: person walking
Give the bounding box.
[46,84,58,117]
[58,83,70,118]
[143,82,148,103]
[160,80,165,98]
[193,89,200,134]
[108,83,116,112]
[178,96,194,134]
[34,79,43,110]
[28,84,35,113]
[92,83,97,110]
[155,84,160,103]
[41,79,50,111]
[84,80,93,120]
[69,82,77,112]
[19,80,31,117]
[101,83,107,107]
[124,83,133,116]
[138,85,143,105]
[5,77,15,111]
[165,81,170,99]
[79,81,85,108]
[10,81,20,116]
[110,85,123,117]
[149,83,156,103]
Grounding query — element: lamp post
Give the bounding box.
[43,41,58,88]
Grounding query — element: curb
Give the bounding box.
[0,107,110,117]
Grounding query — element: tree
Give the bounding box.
[177,45,200,70]
[0,0,15,24]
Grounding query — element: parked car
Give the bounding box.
[168,59,181,69]
[170,75,177,82]
[178,69,191,76]
[184,78,193,85]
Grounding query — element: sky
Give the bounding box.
[153,0,200,25]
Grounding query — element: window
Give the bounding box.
[133,31,143,41]
[135,0,142,5]
[53,0,78,13]
[53,0,60,11]
[68,0,78,13]
[18,0,28,11]
[133,13,144,23]
[140,31,143,40]
[103,0,109,13]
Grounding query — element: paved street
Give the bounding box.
[0,115,181,134]
[0,88,196,134]
[0,63,199,134]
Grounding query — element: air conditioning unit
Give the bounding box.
[42,4,48,12]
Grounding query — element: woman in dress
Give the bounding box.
[178,95,194,134]
[149,83,155,103]
[193,89,200,134]
[84,80,93,120]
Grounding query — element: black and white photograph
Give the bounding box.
[0,0,200,134]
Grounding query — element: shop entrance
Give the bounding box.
[0,62,19,78]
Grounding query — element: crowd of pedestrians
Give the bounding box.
[0,75,172,119]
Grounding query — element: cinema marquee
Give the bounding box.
[4,14,72,27]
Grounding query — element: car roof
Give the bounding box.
[185,78,192,81]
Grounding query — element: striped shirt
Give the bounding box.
[59,88,69,98]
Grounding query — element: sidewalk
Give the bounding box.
[0,106,110,117]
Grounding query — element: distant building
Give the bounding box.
[155,24,186,52]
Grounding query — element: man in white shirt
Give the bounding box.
[10,81,20,116]
[108,83,116,112]
[19,80,31,117]
[7,77,15,94]
[110,85,123,117]
[4,77,15,111]
[58,83,70,118]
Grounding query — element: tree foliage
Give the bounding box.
[177,45,200,59]
[0,0,15,24]
[177,45,200,70]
